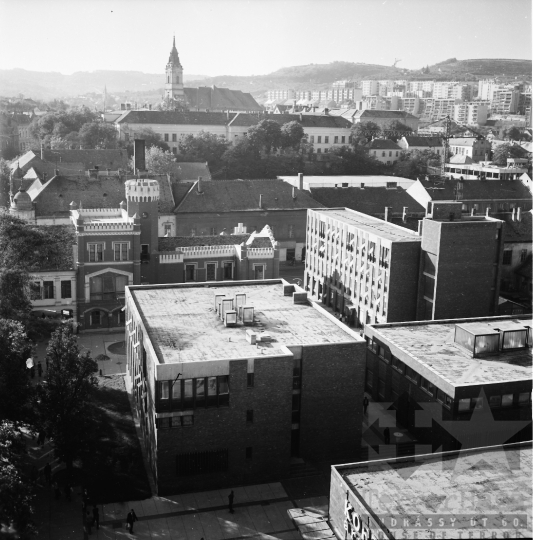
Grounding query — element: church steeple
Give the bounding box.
[165,36,184,100]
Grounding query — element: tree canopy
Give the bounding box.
[128,127,169,153]
[328,145,384,175]
[351,122,381,146]
[29,107,98,143]
[78,122,117,149]
[144,145,176,175]
[392,149,441,178]
[492,143,527,166]
[247,119,283,154]
[177,130,230,170]
[280,121,306,150]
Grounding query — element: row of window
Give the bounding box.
[309,135,347,144]
[373,150,400,158]
[458,393,531,411]
[503,249,529,266]
[157,415,194,428]
[30,280,72,300]
[87,309,125,326]
[88,242,132,262]
[90,274,127,301]
[157,376,230,410]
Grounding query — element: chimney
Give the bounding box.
[197,176,202,193]
[259,194,262,208]
[384,206,391,222]
[512,207,516,221]
[402,206,408,222]
[486,207,491,217]
[471,208,476,216]
[299,113,303,122]
[40,142,44,160]
[134,139,146,172]
[298,172,304,190]
[517,207,522,221]
[292,186,296,199]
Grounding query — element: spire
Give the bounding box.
[168,35,182,67]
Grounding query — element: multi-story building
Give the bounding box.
[266,89,296,102]
[491,88,520,114]
[124,279,366,494]
[304,202,505,327]
[453,101,490,125]
[397,136,444,156]
[420,98,456,121]
[443,160,528,180]
[363,315,531,453]
[330,442,532,540]
[448,137,493,163]
[351,110,419,131]
[361,80,379,96]
[365,139,402,165]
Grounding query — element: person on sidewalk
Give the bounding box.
[228,490,235,514]
[384,427,390,445]
[44,462,51,486]
[92,505,100,530]
[126,509,138,533]
[363,396,369,414]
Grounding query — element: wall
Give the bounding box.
[155,356,293,495]
[299,342,366,464]
[387,241,420,322]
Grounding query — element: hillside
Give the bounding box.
[0,58,530,101]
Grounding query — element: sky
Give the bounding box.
[0,0,531,77]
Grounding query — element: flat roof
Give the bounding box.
[337,442,532,537]
[369,318,532,389]
[130,281,361,364]
[310,208,421,243]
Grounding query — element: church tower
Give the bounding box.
[164,36,184,100]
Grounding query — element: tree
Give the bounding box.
[392,149,441,177]
[506,126,522,141]
[247,119,282,154]
[384,120,413,141]
[39,323,98,476]
[78,122,117,149]
[221,137,262,179]
[0,269,32,324]
[145,145,176,175]
[29,107,98,142]
[0,158,10,209]
[492,143,526,166]
[280,121,305,150]
[328,145,384,175]
[127,127,169,153]
[350,122,381,146]
[177,130,230,169]
[0,421,36,539]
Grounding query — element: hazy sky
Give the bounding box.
[0,0,531,77]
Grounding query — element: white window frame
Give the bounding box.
[112,241,130,261]
[253,264,265,280]
[185,263,197,282]
[88,242,105,262]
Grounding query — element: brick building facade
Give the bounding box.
[125,280,366,494]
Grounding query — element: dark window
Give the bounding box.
[183,379,194,408]
[176,449,227,476]
[195,378,205,407]
[90,274,127,301]
[91,311,101,325]
[246,410,254,423]
[223,262,233,279]
[89,243,103,262]
[436,389,452,408]
[405,366,419,384]
[334,136,338,143]
[325,136,329,144]
[391,356,404,374]
[141,244,150,262]
[164,134,169,141]
[172,134,177,142]
[247,373,254,388]
[502,394,514,407]
[341,136,345,143]
[43,281,54,300]
[185,264,196,281]
[489,395,502,408]
[218,375,229,406]
[30,282,41,300]
[317,136,322,143]
[520,249,528,263]
[502,250,512,265]
[420,377,435,396]
[292,394,301,423]
[60,280,72,299]
[114,243,128,261]
[245,447,253,460]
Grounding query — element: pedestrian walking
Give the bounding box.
[363,396,369,414]
[44,462,51,486]
[37,361,42,377]
[228,490,235,514]
[384,427,390,445]
[126,509,138,533]
[92,505,100,530]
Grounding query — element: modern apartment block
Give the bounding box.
[125,280,366,494]
[453,101,489,125]
[304,203,504,327]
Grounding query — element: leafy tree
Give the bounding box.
[492,143,527,166]
[39,323,98,476]
[0,269,32,323]
[0,319,34,424]
[221,137,262,179]
[78,122,117,149]
[0,158,10,209]
[177,130,230,169]
[393,149,440,177]
[506,126,522,141]
[280,121,305,149]
[0,421,36,539]
[29,107,97,142]
[128,127,169,153]
[384,120,413,141]
[329,145,384,175]
[247,119,282,154]
[350,122,381,146]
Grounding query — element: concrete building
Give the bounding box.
[303,203,505,327]
[448,137,493,163]
[351,110,419,131]
[453,101,489,126]
[124,279,366,494]
[365,139,402,165]
[363,315,532,452]
[443,160,528,180]
[330,442,532,539]
[279,174,415,191]
[397,136,444,156]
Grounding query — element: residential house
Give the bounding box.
[397,136,444,156]
[448,137,492,163]
[365,139,402,165]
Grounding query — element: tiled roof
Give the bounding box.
[159,234,250,251]
[229,113,352,129]
[417,179,532,201]
[448,138,480,147]
[171,182,195,209]
[366,139,401,150]
[248,237,273,248]
[449,154,473,164]
[402,136,443,147]
[355,110,418,120]
[183,86,262,112]
[170,162,211,181]
[310,186,425,216]
[174,179,324,213]
[42,149,129,170]
[116,110,236,125]
[499,210,532,243]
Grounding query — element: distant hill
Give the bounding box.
[0,58,530,101]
